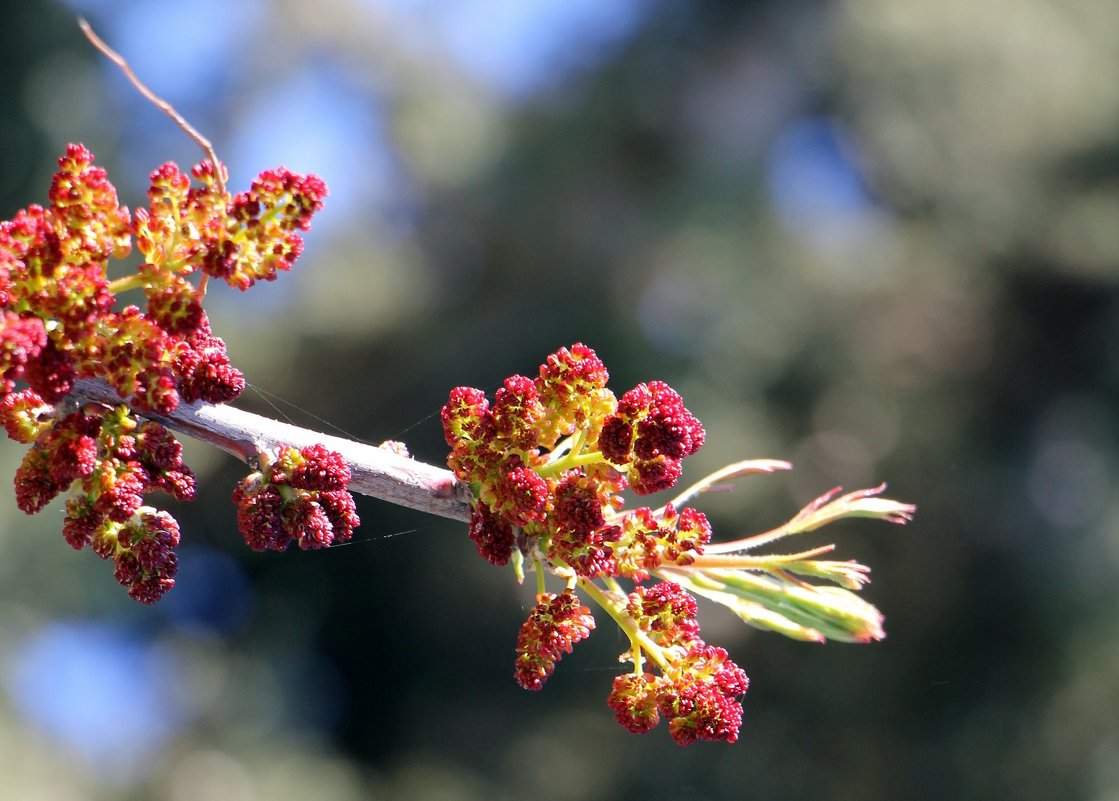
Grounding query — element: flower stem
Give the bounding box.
[537,448,606,477]
[577,577,668,673]
[107,273,148,295]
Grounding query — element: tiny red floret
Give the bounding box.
[234,481,289,552]
[174,314,246,405]
[608,673,663,734]
[601,381,705,485]
[496,462,550,527]
[290,443,352,492]
[467,505,516,566]
[492,374,544,449]
[113,509,181,604]
[513,590,595,691]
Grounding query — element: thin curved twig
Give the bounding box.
[77,17,227,198]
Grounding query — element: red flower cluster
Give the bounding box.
[607,582,748,745]
[5,400,195,603]
[513,589,596,691]
[0,144,338,603]
[600,381,705,494]
[613,504,712,582]
[233,443,360,552]
[441,344,706,575]
[442,344,748,744]
[136,159,327,293]
[0,145,259,416]
[101,509,182,605]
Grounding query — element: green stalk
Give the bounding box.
[577,577,669,674]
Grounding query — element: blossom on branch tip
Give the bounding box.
[135,421,196,501]
[62,495,101,550]
[287,443,352,491]
[282,497,335,550]
[14,447,60,514]
[145,279,204,337]
[600,381,704,496]
[611,505,710,581]
[552,471,607,535]
[627,582,701,648]
[234,482,288,552]
[629,455,684,495]
[5,398,194,604]
[443,343,913,744]
[603,381,705,464]
[22,338,76,403]
[41,410,99,485]
[659,665,746,745]
[497,462,550,527]
[546,520,621,578]
[317,489,360,544]
[95,306,178,415]
[111,509,181,604]
[534,342,612,448]
[536,343,609,405]
[492,374,545,449]
[135,161,224,272]
[92,459,147,523]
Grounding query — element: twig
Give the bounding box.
[78,17,227,198]
[69,378,473,523]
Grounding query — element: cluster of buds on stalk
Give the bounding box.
[443,344,914,745]
[0,144,358,601]
[233,443,360,552]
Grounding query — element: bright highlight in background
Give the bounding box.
[5,622,187,778]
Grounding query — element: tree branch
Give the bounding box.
[69,378,473,523]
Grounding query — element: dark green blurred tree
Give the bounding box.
[1,1,1118,799]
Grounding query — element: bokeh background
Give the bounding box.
[2,1,1118,799]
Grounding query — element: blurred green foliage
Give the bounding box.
[2,1,1119,799]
